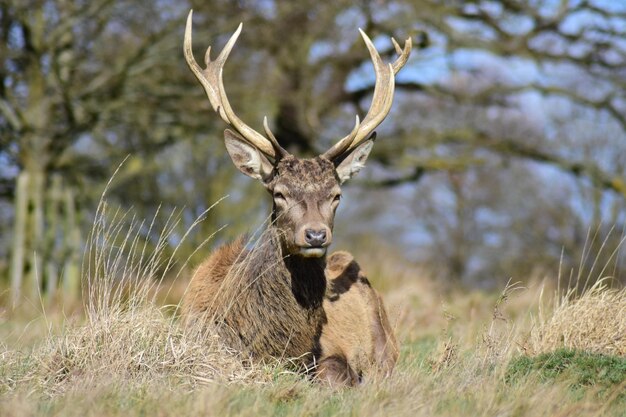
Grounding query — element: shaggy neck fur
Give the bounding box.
[283,247,327,309]
[216,226,328,366]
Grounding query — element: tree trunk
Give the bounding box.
[10,172,29,307]
[63,186,81,301]
[45,175,63,299]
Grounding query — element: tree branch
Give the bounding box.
[481,136,626,199]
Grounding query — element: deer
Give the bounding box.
[180,10,411,387]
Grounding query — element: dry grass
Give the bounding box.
[530,279,626,356]
[1,193,625,416]
[1,306,269,396]
[528,227,626,356]
[2,274,625,417]
[1,192,275,404]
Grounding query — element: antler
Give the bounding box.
[184,10,285,159]
[322,29,412,161]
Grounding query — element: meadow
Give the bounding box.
[1,202,625,417]
[3,2,626,415]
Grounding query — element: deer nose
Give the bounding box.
[305,229,327,247]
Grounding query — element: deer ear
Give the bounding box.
[335,138,375,184]
[224,129,274,181]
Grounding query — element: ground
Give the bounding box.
[1,221,625,416]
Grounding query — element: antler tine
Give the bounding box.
[184,10,276,158]
[263,116,290,159]
[391,36,412,74]
[321,115,360,161]
[322,29,412,161]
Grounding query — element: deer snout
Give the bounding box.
[296,224,332,257]
[305,228,327,247]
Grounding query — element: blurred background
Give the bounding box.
[1,0,625,306]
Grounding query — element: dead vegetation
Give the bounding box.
[2,260,625,416]
[529,280,626,356]
[2,306,269,397]
[1,198,274,399]
[1,201,625,416]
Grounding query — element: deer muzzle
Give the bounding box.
[296,223,332,257]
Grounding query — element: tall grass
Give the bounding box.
[1,188,625,416]
[1,184,274,403]
[528,226,626,356]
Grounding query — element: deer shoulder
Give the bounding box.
[180,236,246,326]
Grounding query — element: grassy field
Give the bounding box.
[1,206,625,416]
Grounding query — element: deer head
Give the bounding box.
[184,10,411,258]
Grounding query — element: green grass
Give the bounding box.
[2,202,625,416]
[3,279,625,417]
[3,332,626,416]
[507,349,626,400]
[3,277,625,417]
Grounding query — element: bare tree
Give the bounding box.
[0,0,187,302]
[2,0,625,294]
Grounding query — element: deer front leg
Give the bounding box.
[314,355,360,388]
[319,251,399,385]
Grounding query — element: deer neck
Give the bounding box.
[267,226,327,309]
[283,248,327,309]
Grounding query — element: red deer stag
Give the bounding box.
[181,10,411,387]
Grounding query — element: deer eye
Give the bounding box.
[274,192,286,201]
[333,194,342,203]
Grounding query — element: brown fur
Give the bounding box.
[182,230,327,366]
[183,19,410,386]
[319,251,399,385]
[266,156,340,254]
[181,156,397,386]
[182,234,398,385]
